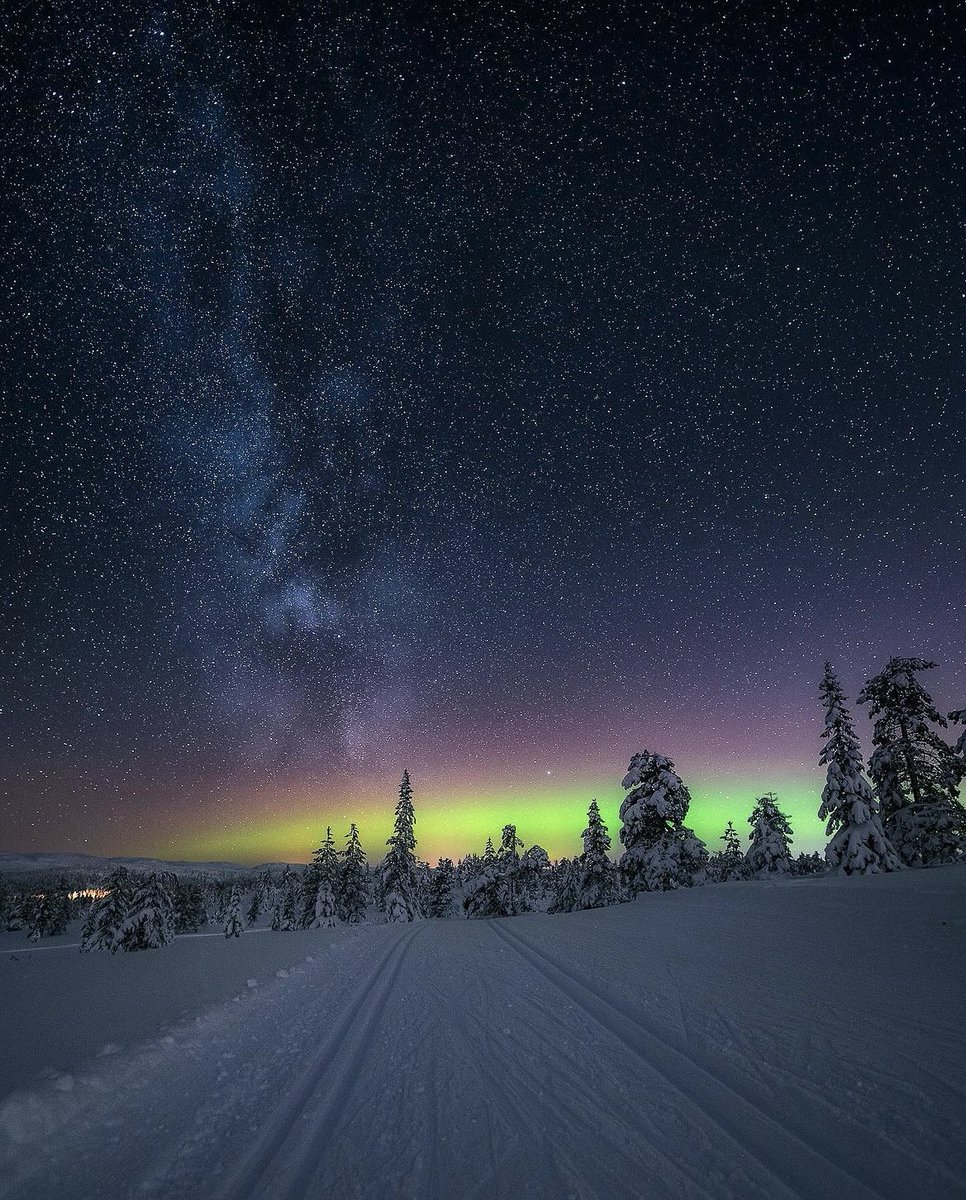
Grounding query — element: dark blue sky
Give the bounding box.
[2,1,963,857]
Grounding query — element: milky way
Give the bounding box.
[3,2,964,862]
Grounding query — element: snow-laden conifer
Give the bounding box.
[339,823,370,923]
[463,854,506,917]
[24,895,44,941]
[116,873,175,951]
[246,889,262,927]
[950,708,966,758]
[549,858,580,914]
[518,845,550,906]
[172,879,207,933]
[818,662,901,875]
[274,866,300,930]
[618,751,708,893]
[575,799,620,909]
[794,852,826,876]
[745,794,794,876]
[465,827,530,918]
[223,886,243,938]
[381,770,423,922]
[425,857,456,918]
[268,870,286,930]
[857,658,966,866]
[457,853,481,882]
[713,822,748,882]
[498,824,528,915]
[81,866,133,952]
[311,827,340,927]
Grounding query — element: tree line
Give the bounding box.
[3,655,961,949]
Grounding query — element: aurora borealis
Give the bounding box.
[3,3,964,867]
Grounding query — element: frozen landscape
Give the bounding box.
[2,866,964,1200]
[5,3,965,1198]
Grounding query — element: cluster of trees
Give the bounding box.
[0,877,82,940]
[8,657,961,951]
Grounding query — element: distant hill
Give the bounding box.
[0,851,304,879]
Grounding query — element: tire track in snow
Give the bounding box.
[213,922,423,1200]
[489,919,895,1200]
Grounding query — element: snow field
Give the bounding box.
[1,867,964,1199]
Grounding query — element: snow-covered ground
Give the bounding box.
[1,867,964,1199]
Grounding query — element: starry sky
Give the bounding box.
[2,1,964,866]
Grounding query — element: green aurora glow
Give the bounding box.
[146,772,829,866]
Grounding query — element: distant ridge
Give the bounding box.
[0,851,305,878]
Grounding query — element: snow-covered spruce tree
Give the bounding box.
[212,882,231,924]
[311,827,340,928]
[793,852,825,876]
[223,886,243,938]
[548,858,580,914]
[270,878,285,931]
[425,857,456,918]
[21,886,50,941]
[465,827,530,919]
[575,800,620,909]
[818,662,901,875]
[520,844,550,905]
[23,894,43,941]
[949,708,966,759]
[618,751,708,894]
[712,821,748,882]
[338,823,370,923]
[463,853,506,918]
[381,770,423,922]
[457,853,482,885]
[81,866,133,952]
[745,794,794,876]
[116,873,175,951]
[246,888,262,927]
[31,879,72,938]
[172,879,208,933]
[498,824,529,915]
[857,658,966,866]
[281,869,302,930]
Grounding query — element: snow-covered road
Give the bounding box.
[2,869,965,1199]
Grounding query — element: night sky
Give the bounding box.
[3,2,964,865]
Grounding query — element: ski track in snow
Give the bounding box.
[2,871,966,1200]
[214,923,424,1200]
[489,920,920,1200]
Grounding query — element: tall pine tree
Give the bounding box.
[466,827,531,918]
[381,770,423,922]
[818,662,901,875]
[949,708,966,758]
[498,824,528,916]
[80,866,133,953]
[425,858,456,918]
[223,886,243,938]
[548,858,580,914]
[311,827,340,928]
[714,822,748,882]
[115,873,175,951]
[857,658,965,866]
[575,799,619,909]
[339,823,370,923]
[618,751,708,893]
[745,794,793,875]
